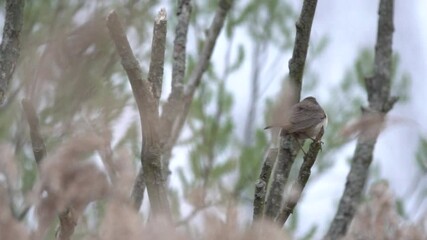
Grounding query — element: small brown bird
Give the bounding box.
[265,96,327,141]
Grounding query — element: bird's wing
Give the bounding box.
[288,103,325,133]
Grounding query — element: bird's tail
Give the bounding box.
[264,124,290,130]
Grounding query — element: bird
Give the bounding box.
[265,96,327,142]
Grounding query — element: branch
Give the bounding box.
[264,0,318,220]
[276,128,324,224]
[253,148,278,220]
[22,99,46,164]
[160,0,233,174]
[264,134,297,218]
[159,0,191,179]
[106,10,171,217]
[147,8,167,103]
[288,0,318,102]
[244,43,261,146]
[21,100,77,240]
[0,0,25,104]
[325,1,397,239]
[130,9,168,210]
[56,208,77,240]
[175,203,214,226]
[185,0,232,97]
[130,167,145,210]
[172,0,191,91]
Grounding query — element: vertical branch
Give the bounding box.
[253,148,278,220]
[325,0,397,239]
[0,0,25,104]
[276,128,324,224]
[264,134,297,218]
[147,8,167,103]
[288,0,318,102]
[131,8,168,210]
[160,0,192,176]
[171,0,192,91]
[106,10,170,216]
[22,100,47,164]
[22,99,77,240]
[264,0,318,220]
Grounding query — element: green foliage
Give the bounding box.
[416,137,427,172]
[234,130,268,198]
[180,79,235,197]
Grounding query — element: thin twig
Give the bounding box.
[0,0,25,104]
[276,128,324,224]
[244,43,262,146]
[264,0,318,220]
[106,10,170,217]
[324,0,397,239]
[175,203,213,226]
[160,0,233,176]
[184,0,232,97]
[253,148,278,220]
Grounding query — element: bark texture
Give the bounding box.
[325,0,397,239]
[0,0,25,104]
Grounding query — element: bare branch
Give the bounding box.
[244,43,262,146]
[264,0,318,220]
[22,99,47,164]
[325,1,397,239]
[264,134,297,218]
[175,203,214,226]
[0,0,25,104]
[276,128,324,224]
[130,168,145,210]
[159,0,192,179]
[22,100,78,240]
[172,0,192,91]
[176,0,233,142]
[288,0,318,102]
[253,148,278,220]
[185,0,232,97]
[106,11,170,217]
[160,0,233,175]
[148,8,167,103]
[56,208,77,240]
[130,8,167,211]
